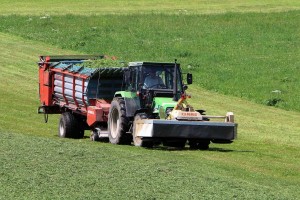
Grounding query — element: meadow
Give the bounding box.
[0,11,299,111]
[1,0,299,16]
[0,1,299,199]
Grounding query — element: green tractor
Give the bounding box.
[107,61,237,149]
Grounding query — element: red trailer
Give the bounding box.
[38,55,126,139]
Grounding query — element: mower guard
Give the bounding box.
[135,119,237,140]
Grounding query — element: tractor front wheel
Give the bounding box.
[163,139,186,149]
[198,140,210,150]
[133,113,153,148]
[188,139,210,150]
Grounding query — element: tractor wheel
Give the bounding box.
[188,139,210,150]
[108,99,132,145]
[133,113,154,148]
[188,140,199,150]
[58,112,84,139]
[197,140,210,150]
[163,139,186,149]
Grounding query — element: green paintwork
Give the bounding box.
[152,97,177,118]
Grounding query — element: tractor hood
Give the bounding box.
[153,97,177,118]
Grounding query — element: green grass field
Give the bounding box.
[0,0,299,15]
[0,1,299,199]
[1,11,299,111]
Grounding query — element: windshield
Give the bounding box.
[142,65,182,92]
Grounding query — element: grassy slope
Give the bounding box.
[0,0,299,15]
[0,33,75,137]
[0,33,299,199]
[0,11,299,111]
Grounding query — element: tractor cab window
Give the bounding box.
[142,65,182,92]
[125,68,139,91]
[143,68,165,89]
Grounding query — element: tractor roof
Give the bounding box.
[128,61,178,67]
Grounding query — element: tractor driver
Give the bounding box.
[143,69,165,89]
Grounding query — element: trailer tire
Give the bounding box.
[58,112,84,139]
[108,99,132,145]
[90,130,100,141]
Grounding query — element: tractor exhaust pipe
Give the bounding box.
[173,59,178,101]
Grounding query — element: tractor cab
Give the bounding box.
[126,61,189,97]
[124,61,192,118]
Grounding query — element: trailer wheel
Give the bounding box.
[133,113,154,148]
[90,130,100,141]
[108,99,132,145]
[58,112,84,139]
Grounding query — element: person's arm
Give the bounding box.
[143,76,150,88]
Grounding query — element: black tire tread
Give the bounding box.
[58,112,84,139]
[108,99,132,145]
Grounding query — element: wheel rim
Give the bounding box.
[110,108,119,138]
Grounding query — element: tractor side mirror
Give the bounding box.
[187,73,193,84]
[183,85,188,90]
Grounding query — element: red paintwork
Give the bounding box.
[39,56,53,106]
[72,76,79,107]
[39,56,90,115]
[87,99,111,126]
[51,68,89,79]
[39,55,114,126]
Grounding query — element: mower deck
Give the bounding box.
[135,119,237,140]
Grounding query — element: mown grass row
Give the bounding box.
[0,11,299,111]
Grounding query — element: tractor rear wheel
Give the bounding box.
[133,113,153,148]
[58,112,84,139]
[108,99,132,145]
